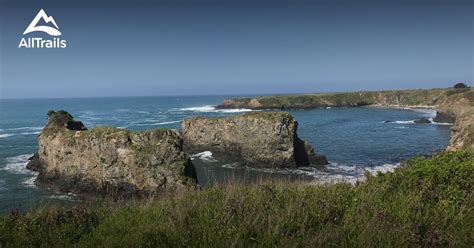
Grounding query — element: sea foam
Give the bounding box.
[191,151,217,162]
[2,154,37,175]
[175,105,253,113]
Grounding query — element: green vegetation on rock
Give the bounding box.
[218,88,472,109]
[2,151,472,247]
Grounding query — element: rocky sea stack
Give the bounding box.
[28,110,197,198]
[182,112,328,168]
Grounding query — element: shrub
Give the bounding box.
[0,151,472,247]
[454,82,469,88]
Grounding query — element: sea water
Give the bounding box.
[0,96,451,212]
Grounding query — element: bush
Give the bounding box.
[1,151,473,247]
[454,82,469,88]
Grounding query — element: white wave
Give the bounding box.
[22,177,37,188]
[0,126,42,132]
[365,163,399,175]
[0,134,15,138]
[179,105,215,112]
[20,131,41,135]
[394,126,409,129]
[385,118,452,126]
[47,194,78,201]
[175,105,253,113]
[135,120,180,126]
[217,108,254,113]
[221,162,242,168]
[392,120,415,124]
[0,131,41,138]
[191,151,217,162]
[212,159,401,185]
[429,120,453,126]
[245,162,401,185]
[1,154,38,175]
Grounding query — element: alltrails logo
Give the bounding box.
[18,9,67,48]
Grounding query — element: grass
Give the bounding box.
[1,151,473,247]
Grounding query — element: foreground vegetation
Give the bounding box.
[1,151,473,247]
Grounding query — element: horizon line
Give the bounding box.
[0,85,468,101]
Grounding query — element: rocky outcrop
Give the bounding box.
[435,89,474,152]
[28,110,197,197]
[217,88,451,110]
[219,87,474,152]
[414,118,432,124]
[447,111,474,152]
[182,112,328,168]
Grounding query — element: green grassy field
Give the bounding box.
[1,151,473,247]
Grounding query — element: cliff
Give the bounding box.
[218,88,474,152]
[182,112,328,168]
[28,110,197,197]
[217,88,453,110]
[437,90,474,152]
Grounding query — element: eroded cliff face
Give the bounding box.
[436,90,474,152]
[182,112,328,168]
[29,110,197,197]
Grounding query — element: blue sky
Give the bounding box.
[0,0,472,99]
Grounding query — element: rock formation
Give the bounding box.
[414,118,432,124]
[434,89,474,152]
[28,110,197,197]
[217,88,450,110]
[182,112,328,168]
[218,87,474,152]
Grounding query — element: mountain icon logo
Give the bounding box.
[23,9,61,36]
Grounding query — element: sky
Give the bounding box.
[0,0,472,99]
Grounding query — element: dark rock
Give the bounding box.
[414,118,432,124]
[300,140,328,167]
[182,112,328,168]
[26,153,41,172]
[433,111,455,123]
[66,120,87,131]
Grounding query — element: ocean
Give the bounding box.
[0,96,452,212]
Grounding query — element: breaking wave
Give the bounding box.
[218,161,400,184]
[191,151,217,162]
[296,162,399,184]
[1,154,37,176]
[0,126,42,132]
[0,134,15,138]
[175,105,253,113]
[384,119,452,126]
[0,132,41,138]
[47,194,78,201]
[22,177,37,188]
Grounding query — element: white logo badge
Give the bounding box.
[23,9,61,36]
[19,9,67,48]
